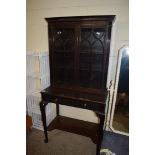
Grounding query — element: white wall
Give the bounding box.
[27,0,129,123]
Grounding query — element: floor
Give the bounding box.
[101,131,129,155]
[27,128,129,155]
[113,112,129,133]
[113,102,129,133]
[27,129,96,155]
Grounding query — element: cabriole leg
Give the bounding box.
[56,102,59,116]
[96,113,105,155]
[40,101,48,143]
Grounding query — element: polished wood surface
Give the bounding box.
[41,86,107,112]
[42,86,107,104]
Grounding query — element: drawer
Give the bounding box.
[58,97,105,112]
[83,102,105,112]
[41,93,105,112]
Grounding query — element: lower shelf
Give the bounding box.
[47,116,99,144]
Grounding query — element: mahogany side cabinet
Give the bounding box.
[40,15,115,155]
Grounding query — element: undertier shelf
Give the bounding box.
[47,116,99,144]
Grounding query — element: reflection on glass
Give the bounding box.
[57,31,62,35]
[113,47,129,133]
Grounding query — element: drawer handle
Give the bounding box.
[84,104,87,107]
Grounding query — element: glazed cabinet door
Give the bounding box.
[48,23,77,85]
[48,20,112,91]
[78,23,111,90]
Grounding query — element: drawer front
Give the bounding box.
[41,93,105,112]
[83,102,105,112]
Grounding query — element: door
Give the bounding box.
[78,22,111,90]
[48,23,77,86]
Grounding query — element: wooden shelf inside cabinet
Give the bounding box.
[47,116,99,144]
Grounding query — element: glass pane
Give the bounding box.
[79,28,105,88]
[81,28,91,40]
[55,53,64,67]
[64,68,74,83]
[80,53,90,70]
[91,54,103,71]
[90,71,102,88]
[80,40,91,53]
[56,68,64,84]
[92,40,103,53]
[79,70,90,87]
[53,28,75,84]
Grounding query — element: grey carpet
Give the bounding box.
[101,131,129,155]
[27,129,96,155]
[27,129,129,155]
